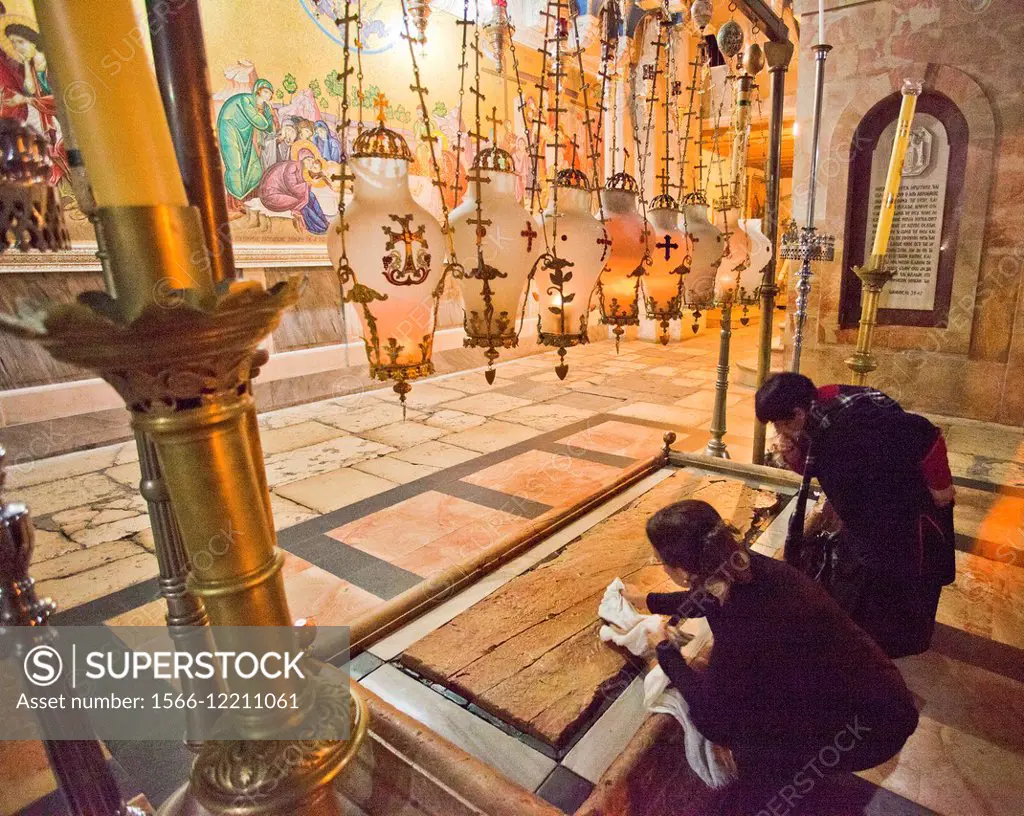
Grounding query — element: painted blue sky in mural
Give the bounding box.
[300,0,397,54]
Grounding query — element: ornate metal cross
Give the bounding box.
[382,213,430,285]
[521,221,538,252]
[656,234,679,261]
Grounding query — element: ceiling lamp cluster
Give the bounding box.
[324,0,778,403]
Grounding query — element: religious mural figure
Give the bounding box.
[217,77,276,209]
[256,147,329,234]
[262,117,298,170]
[0,17,65,186]
[313,119,342,162]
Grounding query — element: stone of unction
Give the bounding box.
[401,471,782,748]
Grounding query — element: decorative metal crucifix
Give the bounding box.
[382,213,431,285]
[656,233,679,261]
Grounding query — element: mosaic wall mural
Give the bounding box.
[0,0,598,246]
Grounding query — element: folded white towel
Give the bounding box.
[597,579,736,790]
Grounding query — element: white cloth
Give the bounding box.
[597,579,737,790]
[598,577,664,656]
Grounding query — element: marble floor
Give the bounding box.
[4,324,1024,815]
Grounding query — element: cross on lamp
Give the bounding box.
[521,221,538,252]
[374,93,389,123]
[656,233,679,261]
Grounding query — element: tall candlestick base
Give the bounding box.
[0,204,368,814]
[844,255,896,385]
[704,297,733,459]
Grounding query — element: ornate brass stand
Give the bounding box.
[844,254,895,384]
[781,43,835,375]
[704,294,733,459]
[0,204,368,815]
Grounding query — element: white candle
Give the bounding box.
[34,0,188,207]
[818,0,826,44]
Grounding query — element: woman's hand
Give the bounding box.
[644,618,669,652]
[621,585,649,612]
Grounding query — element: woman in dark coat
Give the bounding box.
[631,499,919,809]
[755,373,956,658]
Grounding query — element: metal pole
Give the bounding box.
[751,39,794,465]
[705,296,733,459]
[147,0,236,283]
[791,43,832,373]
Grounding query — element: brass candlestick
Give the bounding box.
[0,204,368,815]
[704,293,734,459]
[844,253,896,384]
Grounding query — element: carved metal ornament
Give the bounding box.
[0,280,300,415]
[191,682,369,815]
[351,120,415,162]
[382,213,432,286]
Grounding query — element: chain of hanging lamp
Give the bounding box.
[508,27,546,254]
[675,30,701,202]
[594,2,643,344]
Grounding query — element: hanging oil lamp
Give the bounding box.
[681,190,725,308]
[327,96,446,409]
[538,165,607,378]
[530,0,609,380]
[451,113,539,382]
[598,172,647,351]
[645,193,689,345]
[716,19,745,62]
[482,0,511,74]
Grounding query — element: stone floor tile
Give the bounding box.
[390,440,481,468]
[263,436,394,488]
[439,392,535,416]
[274,467,397,514]
[493,402,597,431]
[259,420,346,456]
[361,421,447,449]
[352,454,441,484]
[438,420,542,453]
[423,409,489,432]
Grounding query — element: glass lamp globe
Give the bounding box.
[644,193,690,345]
[450,143,539,381]
[680,192,725,308]
[327,106,445,409]
[537,167,607,379]
[597,172,647,351]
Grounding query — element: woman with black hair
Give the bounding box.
[628,500,918,810]
[754,372,956,658]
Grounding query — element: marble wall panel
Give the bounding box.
[790,0,1023,424]
[0,271,106,390]
[265,265,345,352]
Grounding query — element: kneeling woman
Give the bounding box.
[632,500,918,795]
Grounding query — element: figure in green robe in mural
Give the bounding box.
[217,78,276,203]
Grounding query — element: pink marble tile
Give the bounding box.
[462,449,624,505]
[327,491,523,568]
[556,420,687,459]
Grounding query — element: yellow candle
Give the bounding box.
[34,0,187,207]
[870,79,922,259]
